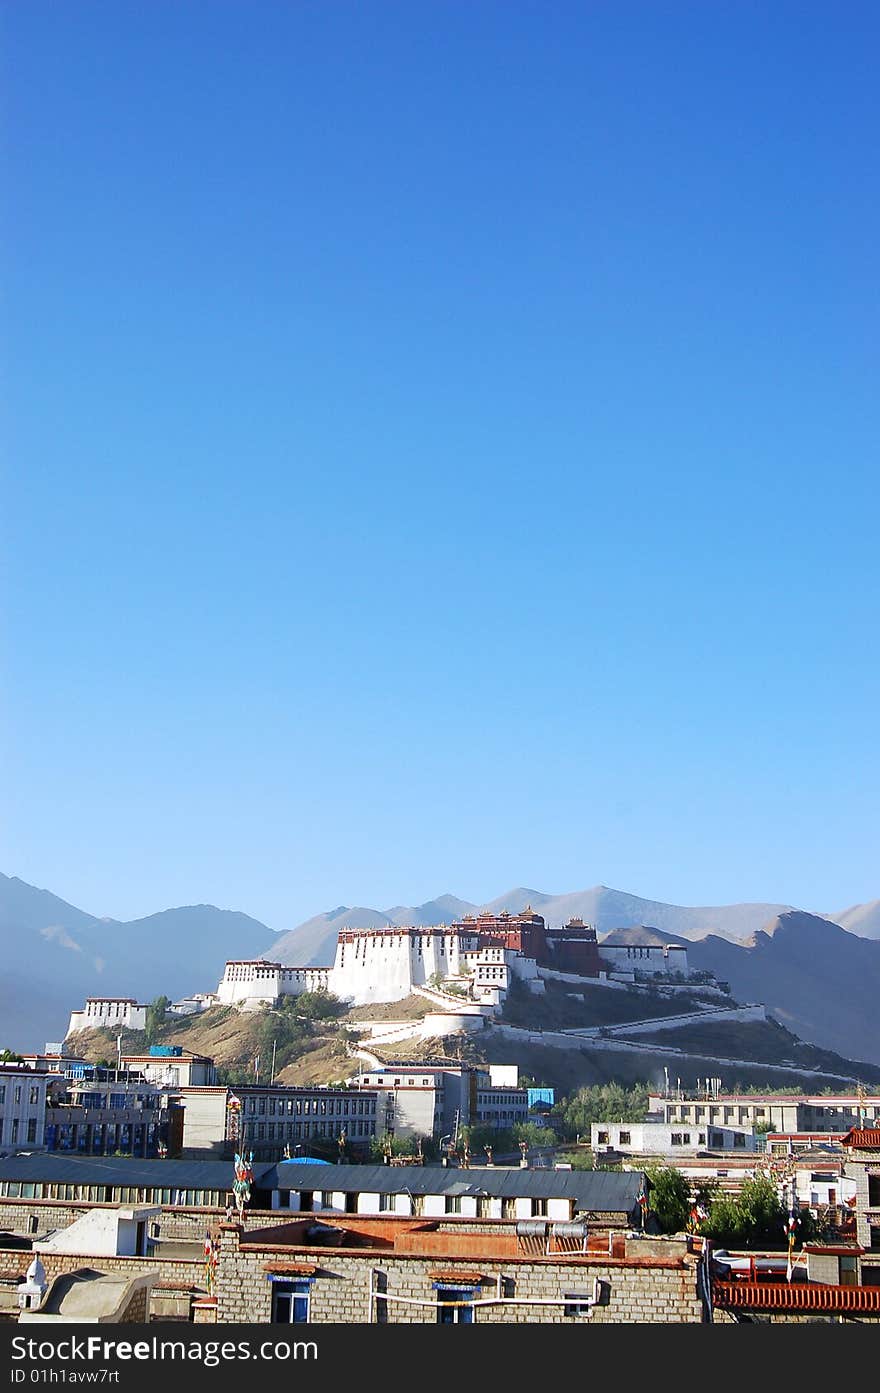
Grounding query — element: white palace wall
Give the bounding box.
[330,928,478,1006]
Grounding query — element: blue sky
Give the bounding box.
[2,2,878,929]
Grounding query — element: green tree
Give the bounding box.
[369,1132,434,1163]
[294,990,345,1021]
[144,996,170,1044]
[645,1166,692,1234]
[553,1082,650,1140]
[700,1174,811,1250]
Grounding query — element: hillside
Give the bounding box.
[602,913,880,1066]
[66,995,432,1088]
[683,912,880,1066]
[65,965,880,1104]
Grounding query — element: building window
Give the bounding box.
[435,1286,474,1324]
[671,1133,683,1146]
[445,1195,462,1215]
[564,1292,593,1317]
[618,1132,631,1145]
[532,1198,548,1217]
[27,1119,37,1144]
[271,1279,311,1323]
[597,1131,609,1145]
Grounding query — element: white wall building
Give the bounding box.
[216,962,331,1010]
[217,928,548,1014]
[591,1119,758,1156]
[598,943,690,977]
[67,998,148,1037]
[0,1066,49,1153]
[120,1052,216,1088]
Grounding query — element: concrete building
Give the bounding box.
[0,1065,49,1154]
[474,1084,530,1130]
[119,1048,216,1088]
[650,1092,880,1134]
[173,1084,381,1160]
[34,1204,158,1259]
[591,1119,758,1156]
[351,1065,468,1142]
[44,1072,181,1159]
[66,997,149,1037]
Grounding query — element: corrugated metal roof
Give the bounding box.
[0,1154,274,1188]
[0,1155,643,1213]
[267,1161,644,1212]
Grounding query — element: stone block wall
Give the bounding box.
[214,1225,704,1324]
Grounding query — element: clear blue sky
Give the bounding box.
[2,2,877,929]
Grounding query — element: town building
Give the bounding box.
[651,1091,880,1134]
[171,1084,381,1160]
[841,1128,880,1281]
[119,1047,216,1088]
[591,1119,758,1156]
[44,1069,182,1160]
[0,1065,50,1154]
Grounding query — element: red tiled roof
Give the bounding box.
[841,1129,880,1149]
[714,1281,880,1313]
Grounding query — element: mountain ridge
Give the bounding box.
[3,873,880,1065]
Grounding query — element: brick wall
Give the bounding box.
[214,1224,705,1324]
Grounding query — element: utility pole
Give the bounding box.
[270,1040,277,1086]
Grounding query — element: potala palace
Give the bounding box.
[214,909,690,1013]
[65,910,693,1039]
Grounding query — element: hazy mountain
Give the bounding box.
[830,900,880,940]
[385,895,478,928]
[268,906,392,967]
[603,912,880,1067]
[0,874,272,1051]
[482,885,795,940]
[6,871,879,1066]
[0,872,100,937]
[270,884,798,967]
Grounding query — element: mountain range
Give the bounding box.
[0,873,270,1053]
[2,873,879,1065]
[267,883,877,966]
